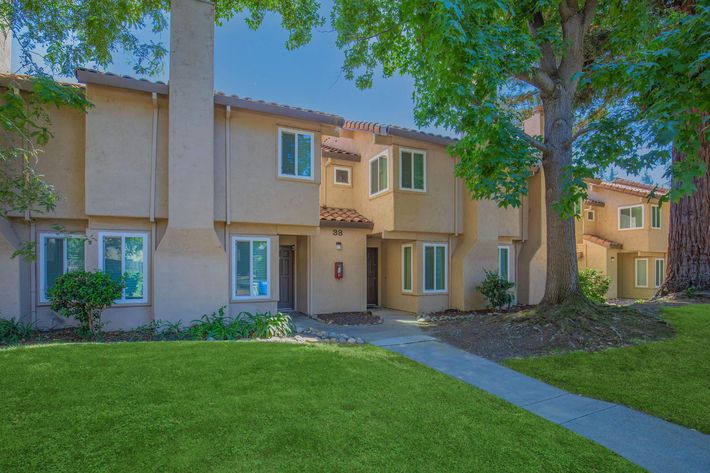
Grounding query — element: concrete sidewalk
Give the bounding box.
[293,310,710,473]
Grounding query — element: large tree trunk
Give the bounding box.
[540,88,584,305]
[659,117,710,294]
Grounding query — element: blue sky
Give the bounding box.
[12,6,666,184]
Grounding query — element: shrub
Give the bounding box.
[188,307,293,340]
[0,317,35,345]
[478,269,515,311]
[579,268,611,303]
[48,271,124,336]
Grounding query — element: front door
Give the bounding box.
[367,247,378,307]
[278,246,294,310]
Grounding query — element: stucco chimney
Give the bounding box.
[154,0,228,322]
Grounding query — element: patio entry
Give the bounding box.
[367,247,378,307]
[278,245,295,310]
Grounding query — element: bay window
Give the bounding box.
[400,148,426,191]
[402,244,413,292]
[369,152,389,196]
[619,205,644,230]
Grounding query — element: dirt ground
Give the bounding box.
[422,296,708,361]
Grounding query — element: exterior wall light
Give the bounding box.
[336,242,342,250]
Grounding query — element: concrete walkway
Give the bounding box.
[293,310,710,473]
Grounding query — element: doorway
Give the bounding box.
[278,245,295,310]
[367,247,378,307]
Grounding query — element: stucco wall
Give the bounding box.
[0,234,20,319]
[310,226,368,314]
[617,252,665,300]
[320,158,356,209]
[517,171,547,305]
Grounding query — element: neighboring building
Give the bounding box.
[576,178,669,299]
[0,0,547,329]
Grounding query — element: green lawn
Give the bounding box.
[0,342,638,472]
[506,304,710,433]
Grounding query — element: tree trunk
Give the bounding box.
[659,117,710,294]
[540,88,584,305]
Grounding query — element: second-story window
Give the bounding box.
[278,128,313,180]
[369,152,389,196]
[619,205,643,230]
[651,205,661,229]
[400,148,426,191]
[333,166,351,186]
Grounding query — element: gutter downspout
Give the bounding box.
[149,92,158,316]
[225,105,231,245]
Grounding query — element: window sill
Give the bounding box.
[277,174,318,184]
[398,187,427,194]
[231,297,277,303]
[369,189,391,200]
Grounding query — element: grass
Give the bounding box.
[506,304,710,433]
[0,342,639,472]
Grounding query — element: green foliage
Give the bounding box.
[578,268,611,304]
[187,307,293,340]
[0,317,35,345]
[478,269,515,311]
[48,271,124,336]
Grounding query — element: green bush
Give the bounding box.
[0,317,35,345]
[188,307,293,340]
[478,269,515,311]
[48,271,124,336]
[579,268,611,303]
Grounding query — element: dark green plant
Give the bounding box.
[579,268,611,304]
[478,270,515,311]
[48,271,124,336]
[188,307,293,340]
[0,317,35,345]
[685,286,698,299]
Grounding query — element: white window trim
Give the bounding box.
[635,258,649,288]
[399,147,427,192]
[333,165,352,186]
[98,231,149,304]
[423,243,448,294]
[654,258,665,288]
[231,236,272,301]
[401,244,413,293]
[277,127,315,181]
[38,232,86,304]
[368,151,390,197]
[498,245,512,282]
[651,205,661,229]
[618,204,645,231]
[587,209,595,221]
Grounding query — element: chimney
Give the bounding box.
[154,0,228,322]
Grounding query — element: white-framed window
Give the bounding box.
[369,152,389,196]
[278,127,314,180]
[651,205,661,229]
[232,236,271,300]
[655,258,665,288]
[635,258,648,288]
[333,165,352,186]
[498,245,511,282]
[402,244,413,292]
[399,148,426,192]
[619,205,644,230]
[98,231,149,304]
[38,233,85,303]
[587,210,595,221]
[423,243,447,293]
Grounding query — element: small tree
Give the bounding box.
[578,268,610,304]
[478,270,515,311]
[48,271,123,336]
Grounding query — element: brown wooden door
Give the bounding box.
[278,246,294,310]
[367,247,378,306]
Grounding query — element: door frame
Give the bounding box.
[367,247,379,307]
[278,245,295,310]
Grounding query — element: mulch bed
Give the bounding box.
[314,311,382,326]
[4,328,165,346]
[423,302,675,361]
[426,305,535,319]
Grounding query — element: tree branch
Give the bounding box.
[582,0,598,32]
[518,130,549,153]
[563,126,594,147]
[515,68,555,95]
[527,12,557,73]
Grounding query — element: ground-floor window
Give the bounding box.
[402,244,413,292]
[423,243,447,293]
[498,245,511,281]
[99,231,148,304]
[635,258,648,288]
[655,258,665,288]
[39,233,85,302]
[233,236,270,299]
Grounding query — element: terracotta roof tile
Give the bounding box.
[321,137,360,162]
[320,207,373,228]
[592,178,669,198]
[343,120,458,147]
[584,198,605,207]
[583,234,623,249]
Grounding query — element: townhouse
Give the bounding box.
[0,0,549,329]
[576,178,669,299]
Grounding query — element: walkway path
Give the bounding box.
[293,310,710,473]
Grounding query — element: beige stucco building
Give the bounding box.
[576,178,669,300]
[1,0,553,329]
